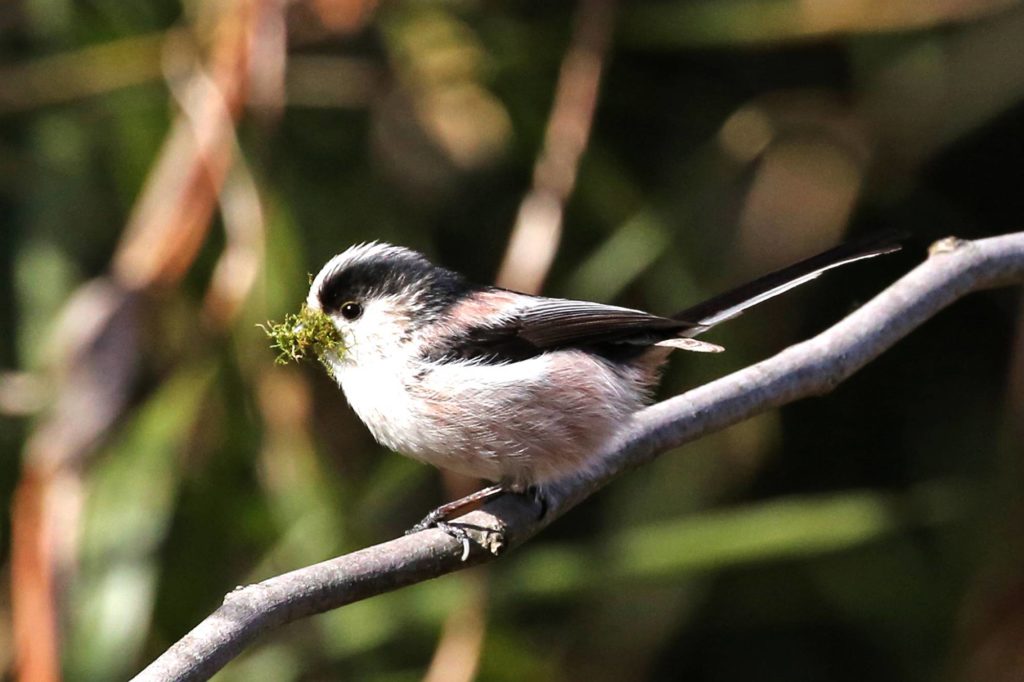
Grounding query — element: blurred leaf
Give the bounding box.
[503,481,971,598]
[607,481,970,580]
[565,209,670,302]
[621,0,1021,47]
[14,238,78,369]
[66,363,215,681]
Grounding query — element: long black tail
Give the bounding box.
[673,231,903,334]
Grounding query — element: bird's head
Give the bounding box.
[306,242,470,369]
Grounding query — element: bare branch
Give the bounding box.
[132,232,1024,682]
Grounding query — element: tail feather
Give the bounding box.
[674,232,903,335]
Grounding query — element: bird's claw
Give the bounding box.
[406,517,473,561]
[524,485,549,520]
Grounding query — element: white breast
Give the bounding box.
[335,359,423,456]
[334,348,661,487]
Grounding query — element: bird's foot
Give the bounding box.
[406,513,472,561]
[405,484,509,560]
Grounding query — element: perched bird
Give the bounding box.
[306,236,898,534]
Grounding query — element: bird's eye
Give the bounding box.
[340,301,363,321]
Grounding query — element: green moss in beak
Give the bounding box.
[260,304,345,374]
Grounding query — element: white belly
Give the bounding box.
[335,350,658,486]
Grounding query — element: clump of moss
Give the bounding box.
[260,304,345,374]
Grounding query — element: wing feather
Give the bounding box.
[515,300,691,347]
[432,297,692,363]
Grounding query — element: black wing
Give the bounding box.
[432,298,692,364]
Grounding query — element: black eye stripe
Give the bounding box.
[315,246,475,328]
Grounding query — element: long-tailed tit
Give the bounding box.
[305,236,899,541]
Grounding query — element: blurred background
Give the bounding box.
[1,0,1023,680]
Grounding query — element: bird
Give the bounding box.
[304,235,899,538]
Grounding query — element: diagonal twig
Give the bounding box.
[495,0,617,293]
